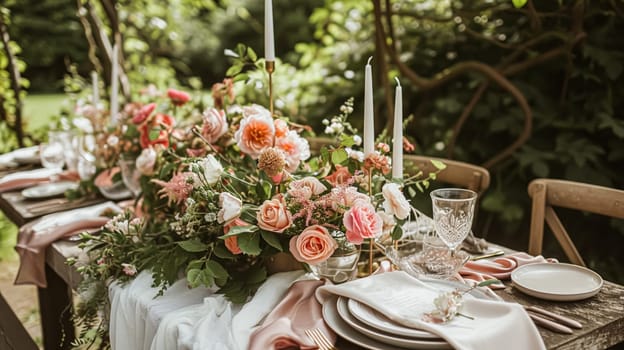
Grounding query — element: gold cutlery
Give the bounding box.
[470,250,505,261]
[305,328,336,350]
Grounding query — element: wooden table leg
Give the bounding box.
[38,264,75,350]
[0,291,38,350]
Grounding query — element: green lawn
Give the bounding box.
[22,94,68,132]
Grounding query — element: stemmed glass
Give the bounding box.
[430,188,477,256]
[40,131,66,172]
[118,158,142,197]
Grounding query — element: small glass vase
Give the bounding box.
[311,231,360,284]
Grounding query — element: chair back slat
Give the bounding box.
[528,178,624,266]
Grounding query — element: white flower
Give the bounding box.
[204,213,217,222]
[200,154,223,185]
[346,148,364,162]
[353,135,362,146]
[106,135,119,147]
[121,263,137,276]
[382,183,411,220]
[136,147,157,175]
[325,126,334,134]
[377,210,396,236]
[218,192,242,224]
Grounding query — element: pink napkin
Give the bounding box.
[0,169,79,193]
[14,216,110,287]
[458,252,557,289]
[248,279,337,350]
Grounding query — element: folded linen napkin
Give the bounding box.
[459,252,557,289]
[0,146,39,169]
[316,271,546,350]
[249,279,336,350]
[0,167,78,193]
[14,201,121,287]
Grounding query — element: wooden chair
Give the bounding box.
[404,155,490,196]
[307,137,491,195]
[527,179,624,266]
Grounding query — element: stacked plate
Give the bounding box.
[322,279,492,350]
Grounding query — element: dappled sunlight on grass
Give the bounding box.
[23,94,68,132]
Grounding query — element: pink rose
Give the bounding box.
[201,108,228,144]
[274,119,289,138]
[328,186,370,213]
[343,199,382,244]
[132,103,156,124]
[167,88,191,106]
[382,183,411,220]
[234,109,275,159]
[289,225,338,265]
[257,195,292,233]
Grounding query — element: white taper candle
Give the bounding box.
[363,57,374,156]
[110,42,119,125]
[264,0,275,61]
[392,77,403,179]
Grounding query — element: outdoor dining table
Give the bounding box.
[0,181,623,350]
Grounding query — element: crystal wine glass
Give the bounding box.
[118,158,142,197]
[430,188,477,256]
[40,131,66,172]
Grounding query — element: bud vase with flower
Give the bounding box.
[311,230,360,283]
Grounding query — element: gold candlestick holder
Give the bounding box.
[265,60,275,116]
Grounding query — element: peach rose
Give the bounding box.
[201,108,228,144]
[382,183,411,220]
[289,225,338,265]
[288,176,327,200]
[234,110,275,159]
[274,119,289,138]
[275,130,310,172]
[257,195,292,233]
[325,165,352,186]
[343,199,382,244]
[223,218,248,255]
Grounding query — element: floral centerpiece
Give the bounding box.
[71,64,443,345]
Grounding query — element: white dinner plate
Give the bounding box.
[22,181,79,199]
[337,297,450,349]
[346,278,492,339]
[511,263,603,301]
[322,295,406,350]
[11,146,41,164]
[347,298,438,339]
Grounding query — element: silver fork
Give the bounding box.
[305,328,336,350]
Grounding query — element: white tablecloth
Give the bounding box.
[109,270,306,350]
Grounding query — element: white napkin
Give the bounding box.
[109,269,305,350]
[316,271,546,350]
[0,146,39,169]
[150,270,304,350]
[0,167,59,184]
[32,201,121,232]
